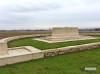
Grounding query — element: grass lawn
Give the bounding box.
[8,37,100,50]
[0,48,100,74]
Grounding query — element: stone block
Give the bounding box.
[0,42,8,55]
[52,27,79,38]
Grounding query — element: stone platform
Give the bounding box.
[33,27,95,43]
[0,46,44,66]
[34,36,95,43]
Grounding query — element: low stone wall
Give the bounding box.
[43,42,100,57]
[0,34,50,55]
[0,34,50,42]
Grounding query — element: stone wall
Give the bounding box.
[0,34,50,55]
[43,42,100,57]
[0,42,8,55]
[0,34,50,42]
[0,46,44,66]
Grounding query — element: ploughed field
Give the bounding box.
[0,48,100,74]
[0,31,100,39]
[0,31,50,39]
[8,37,100,50]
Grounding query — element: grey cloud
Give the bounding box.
[0,11,35,25]
[0,15,35,25]
[37,9,100,23]
[0,0,100,30]
[65,12,100,22]
[85,0,100,4]
[2,2,61,13]
[0,2,61,26]
[81,0,100,7]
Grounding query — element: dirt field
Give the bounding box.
[0,31,100,39]
[79,31,100,36]
[0,31,51,39]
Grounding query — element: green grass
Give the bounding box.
[0,48,100,74]
[8,37,100,50]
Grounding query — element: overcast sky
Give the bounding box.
[0,0,100,30]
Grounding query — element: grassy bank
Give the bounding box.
[0,48,100,74]
[8,37,100,50]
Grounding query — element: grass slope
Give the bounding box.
[8,37,100,50]
[0,48,100,74]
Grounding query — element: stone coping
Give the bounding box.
[0,34,50,43]
[34,36,96,43]
[0,34,50,55]
[43,42,100,57]
[0,46,44,66]
[0,46,43,58]
[0,41,100,66]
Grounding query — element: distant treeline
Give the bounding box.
[0,29,51,32]
[79,28,100,31]
[0,28,100,32]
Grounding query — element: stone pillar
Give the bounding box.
[0,42,8,55]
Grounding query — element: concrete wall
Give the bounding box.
[43,42,100,57]
[0,42,8,55]
[0,53,44,66]
[0,54,33,66]
[0,34,50,55]
[52,27,79,38]
[0,46,44,66]
[0,34,49,42]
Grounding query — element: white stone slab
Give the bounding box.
[34,36,96,43]
[85,67,96,71]
[0,46,44,66]
[8,48,31,56]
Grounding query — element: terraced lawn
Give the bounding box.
[8,37,100,50]
[0,48,100,74]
